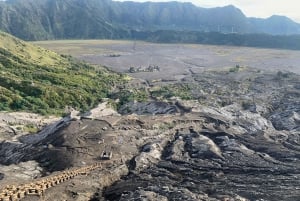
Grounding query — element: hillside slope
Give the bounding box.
[0,0,299,40]
[0,31,126,115]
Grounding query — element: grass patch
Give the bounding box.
[150,83,194,100]
[23,124,39,134]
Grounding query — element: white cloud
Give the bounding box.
[115,0,300,23]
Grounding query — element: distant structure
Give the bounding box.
[101,151,113,160]
[132,39,136,51]
[129,65,160,73]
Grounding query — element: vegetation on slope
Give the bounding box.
[0,31,128,115]
[132,30,300,50]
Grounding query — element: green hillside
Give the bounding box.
[0,31,126,115]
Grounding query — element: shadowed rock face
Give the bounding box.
[104,118,300,201]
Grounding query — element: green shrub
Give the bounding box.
[229,65,240,73]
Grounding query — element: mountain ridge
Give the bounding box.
[0,0,299,40]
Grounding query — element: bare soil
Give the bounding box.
[34,40,300,82]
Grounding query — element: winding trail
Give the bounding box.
[0,159,121,201]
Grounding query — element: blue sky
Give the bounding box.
[115,0,300,23]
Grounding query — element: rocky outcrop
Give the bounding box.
[133,142,163,171]
[83,102,120,119]
[1,70,300,201]
[119,101,178,115]
[269,104,300,131]
[1,99,299,201]
[104,104,300,201]
[0,161,42,184]
[0,112,59,141]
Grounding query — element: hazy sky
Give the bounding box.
[115,0,300,23]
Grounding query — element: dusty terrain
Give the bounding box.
[0,41,299,201]
[34,40,300,81]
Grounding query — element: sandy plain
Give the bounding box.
[34,40,300,82]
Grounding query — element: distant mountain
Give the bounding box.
[0,0,299,40]
[248,15,300,35]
